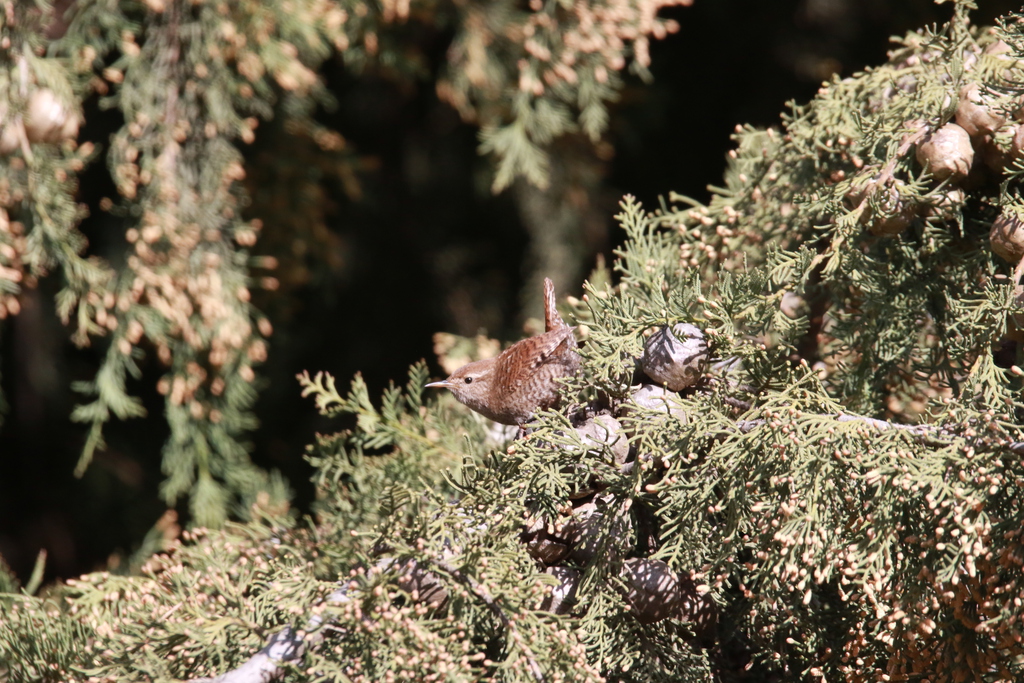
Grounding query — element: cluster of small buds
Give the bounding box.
[907,39,1024,250]
[336,530,606,683]
[672,157,800,271]
[513,0,689,96]
[122,189,267,405]
[0,42,95,324]
[85,5,305,425]
[736,414,1024,683]
[0,207,25,318]
[61,521,326,679]
[742,34,1024,246]
[442,0,690,138]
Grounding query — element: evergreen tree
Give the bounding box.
[6,1,1024,682]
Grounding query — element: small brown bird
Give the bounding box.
[426,278,580,428]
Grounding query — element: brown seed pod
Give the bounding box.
[567,494,633,564]
[23,88,80,144]
[394,559,448,609]
[780,291,808,320]
[621,558,683,624]
[618,384,690,439]
[983,39,1024,95]
[919,187,966,221]
[990,208,1024,263]
[956,83,1007,138]
[846,175,918,236]
[867,181,916,236]
[1011,284,1024,339]
[522,516,571,566]
[1008,124,1024,169]
[870,212,914,237]
[916,122,973,182]
[539,566,580,615]
[972,121,1024,175]
[676,573,718,645]
[984,39,1013,58]
[842,173,878,209]
[640,323,708,391]
[0,102,24,155]
[572,414,629,465]
[623,384,690,420]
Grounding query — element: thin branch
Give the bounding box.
[188,552,549,683]
[729,410,1024,454]
[191,626,305,683]
[721,396,753,411]
[191,587,349,683]
[809,124,932,272]
[428,558,546,683]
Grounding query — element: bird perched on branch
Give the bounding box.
[426,278,580,429]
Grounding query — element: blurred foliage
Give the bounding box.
[0,0,684,531]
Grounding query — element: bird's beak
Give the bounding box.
[424,380,450,389]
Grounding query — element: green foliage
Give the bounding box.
[439,0,689,191]
[52,0,350,525]
[0,553,18,594]
[3,518,317,682]
[0,0,695,527]
[299,362,484,535]
[0,594,94,683]
[654,3,1020,420]
[1,0,347,525]
[9,2,1024,683]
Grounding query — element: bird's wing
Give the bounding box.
[497,327,578,388]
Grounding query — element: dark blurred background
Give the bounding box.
[0,0,1017,583]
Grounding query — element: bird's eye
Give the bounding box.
[464,377,473,384]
